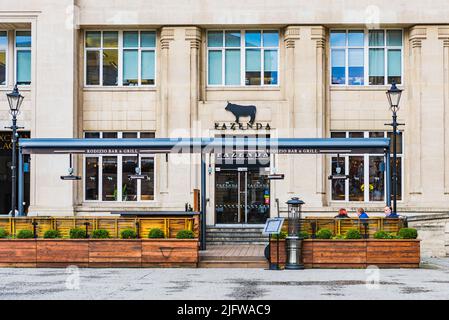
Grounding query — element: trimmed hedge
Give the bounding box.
[345,229,362,239]
[148,228,165,239]
[374,230,397,239]
[43,229,62,239]
[176,230,195,239]
[0,228,8,239]
[16,229,34,239]
[92,229,110,239]
[69,228,87,239]
[316,228,333,239]
[398,228,418,239]
[120,229,138,239]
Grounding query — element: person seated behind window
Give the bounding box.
[356,207,369,219]
[334,208,349,219]
[384,206,399,218]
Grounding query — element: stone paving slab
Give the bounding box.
[0,258,449,300]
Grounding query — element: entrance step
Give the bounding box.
[199,244,268,268]
[206,227,268,245]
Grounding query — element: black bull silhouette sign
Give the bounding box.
[214,102,271,131]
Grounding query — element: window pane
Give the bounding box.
[330,31,346,47]
[348,48,364,85]
[103,132,118,139]
[245,49,261,85]
[86,31,101,47]
[140,132,155,139]
[123,31,138,48]
[369,30,384,46]
[331,157,346,201]
[103,31,118,47]
[387,131,402,154]
[102,156,117,201]
[16,31,31,47]
[208,31,223,47]
[102,49,118,86]
[86,51,100,85]
[141,158,154,200]
[141,31,156,48]
[331,132,346,138]
[141,50,155,85]
[349,156,364,201]
[390,157,402,201]
[387,49,401,84]
[387,30,402,46]
[245,31,261,47]
[0,31,7,49]
[369,48,385,85]
[225,49,240,85]
[122,156,137,201]
[85,157,99,200]
[84,132,100,138]
[369,156,384,201]
[264,49,278,85]
[331,49,345,84]
[0,51,5,86]
[16,50,31,85]
[263,31,279,47]
[349,132,364,138]
[225,31,241,47]
[123,49,138,86]
[348,31,364,46]
[123,132,138,138]
[208,50,222,85]
[369,132,384,138]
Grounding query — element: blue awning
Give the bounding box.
[19,137,390,155]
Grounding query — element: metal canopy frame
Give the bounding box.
[17,137,391,250]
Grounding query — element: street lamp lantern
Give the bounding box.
[6,84,24,117]
[386,82,403,113]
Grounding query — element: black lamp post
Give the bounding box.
[385,82,403,215]
[6,85,24,217]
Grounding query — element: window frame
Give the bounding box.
[14,29,32,87]
[206,29,280,87]
[328,131,404,203]
[329,28,404,87]
[0,30,8,87]
[84,30,157,88]
[83,131,156,203]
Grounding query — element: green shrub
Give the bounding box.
[92,229,110,239]
[176,229,195,239]
[345,228,362,239]
[398,228,418,239]
[374,230,397,239]
[274,231,287,240]
[16,229,34,239]
[298,231,309,239]
[332,234,345,240]
[0,228,8,239]
[316,228,333,239]
[148,228,165,239]
[120,229,137,239]
[43,229,62,239]
[69,228,87,239]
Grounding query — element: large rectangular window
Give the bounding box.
[330,131,403,202]
[207,30,279,86]
[85,31,156,87]
[83,132,156,202]
[0,31,7,86]
[330,29,402,86]
[15,31,31,85]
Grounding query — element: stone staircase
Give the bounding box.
[205,226,269,245]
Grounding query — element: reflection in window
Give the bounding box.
[85,158,99,200]
[390,157,402,201]
[331,157,346,201]
[0,31,6,85]
[16,31,32,85]
[122,156,138,201]
[141,158,155,200]
[349,156,364,201]
[103,49,118,86]
[102,156,117,201]
[369,156,384,201]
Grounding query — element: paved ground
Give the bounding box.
[0,258,449,300]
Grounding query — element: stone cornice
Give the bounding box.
[185,27,202,49]
[438,27,449,47]
[160,27,175,49]
[409,26,427,48]
[284,26,300,48]
[311,26,326,48]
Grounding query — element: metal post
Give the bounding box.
[392,111,398,214]
[200,153,207,250]
[385,150,391,207]
[11,116,17,217]
[18,146,24,216]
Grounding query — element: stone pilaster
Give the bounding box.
[439,27,449,194]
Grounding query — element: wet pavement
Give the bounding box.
[0,258,449,299]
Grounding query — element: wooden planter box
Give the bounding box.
[270,239,420,268]
[0,239,199,268]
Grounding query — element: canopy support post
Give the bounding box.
[200,152,207,251]
[385,150,391,207]
[18,147,24,216]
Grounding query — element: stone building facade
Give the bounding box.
[1,0,449,236]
